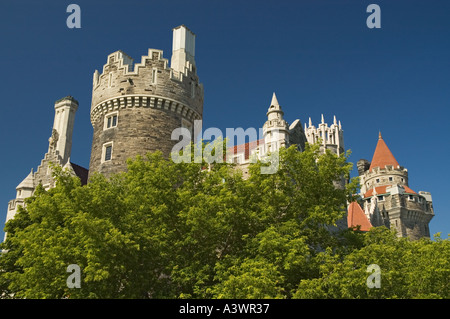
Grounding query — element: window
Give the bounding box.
[408,195,415,201]
[152,68,157,84]
[376,178,380,183]
[191,82,195,98]
[105,146,112,161]
[104,112,118,130]
[102,142,113,163]
[389,177,393,182]
[377,195,384,201]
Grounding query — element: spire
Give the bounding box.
[266,92,283,116]
[379,131,382,139]
[369,133,400,171]
[308,117,312,127]
[333,115,337,125]
[321,114,324,124]
[270,92,279,107]
[339,120,342,129]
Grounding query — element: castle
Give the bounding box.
[3,25,434,241]
[348,133,434,239]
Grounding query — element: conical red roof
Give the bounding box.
[369,133,400,171]
[347,202,372,231]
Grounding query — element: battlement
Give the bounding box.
[90,25,203,125]
[92,48,199,91]
[91,48,203,124]
[362,164,407,177]
[263,118,288,130]
[359,164,410,197]
[304,114,344,155]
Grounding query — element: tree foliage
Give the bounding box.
[0,143,447,299]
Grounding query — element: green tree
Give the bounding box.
[2,142,446,299]
[294,227,450,299]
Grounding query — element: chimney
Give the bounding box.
[171,25,196,74]
[51,96,78,165]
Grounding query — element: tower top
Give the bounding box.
[266,92,284,116]
[171,25,196,73]
[369,134,400,171]
[270,92,279,107]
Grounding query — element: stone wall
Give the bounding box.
[88,47,203,178]
[89,107,184,177]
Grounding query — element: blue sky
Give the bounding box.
[0,0,449,240]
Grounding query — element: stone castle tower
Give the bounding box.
[348,133,434,239]
[89,25,203,177]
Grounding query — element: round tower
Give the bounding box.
[359,133,409,196]
[88,25,204,178]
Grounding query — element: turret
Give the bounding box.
[263,93,289,153]
[358,133,434,239]
[359,132,409,196]
[88,25,204,178]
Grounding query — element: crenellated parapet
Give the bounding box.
[359,164,409,196]
[90,47,203,125]
[304,114,344,155]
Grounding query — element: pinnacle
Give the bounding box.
[270,92,279,107]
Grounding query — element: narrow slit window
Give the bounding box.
[152,69,157,84]
[191,82,195,98]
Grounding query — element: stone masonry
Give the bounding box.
[89,25,204,178]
